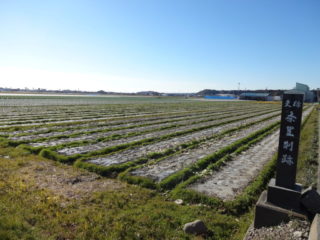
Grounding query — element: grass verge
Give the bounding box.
[0,146,242,240]
[296,106,319,187]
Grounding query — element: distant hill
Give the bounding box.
[197,89,220,96]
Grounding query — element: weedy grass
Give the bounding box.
[0,146,242,240]
[296,106,319,187]
[0,100,315,240]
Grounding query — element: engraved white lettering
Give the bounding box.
[281,154,294,166]
[283,141,294,152]
[284,99,291,108]
[285,111,297,123]
[286,126,295,137]
[292,100,301,108]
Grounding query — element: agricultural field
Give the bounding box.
[0,94,317,239]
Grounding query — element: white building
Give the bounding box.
[287,82,315,102]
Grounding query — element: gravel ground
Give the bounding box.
[245,220,310,240]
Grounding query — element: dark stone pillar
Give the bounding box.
[254,93,308,228]
[275,93,303,189]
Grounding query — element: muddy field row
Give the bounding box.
[0,103,274,129]
[184,106,313,200]
[3,99,309,203]
[55,109,279,156]
[16,109,277,146]
[8,107,273,141]
[129,115,282,183]
[85,111,281,167]
[0,100,252,116]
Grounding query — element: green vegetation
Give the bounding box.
[12,108,277,144]
[0,147,244,240]
[296,106,319,187]
[9,108,277,145]
[0,96,317,239]
[159,122,279,190]
[78,112,279,178]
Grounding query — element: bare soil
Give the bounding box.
[17,159,125,204]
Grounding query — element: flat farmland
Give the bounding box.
[0,94,316,239]
[0,95,314,197]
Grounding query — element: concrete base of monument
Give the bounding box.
[254,190,308,228]
[267,178,303,211]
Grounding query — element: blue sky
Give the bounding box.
[0,0,319,92]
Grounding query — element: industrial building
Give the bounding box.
[287,82,315,102]
[239,92,270,101]
[204,95,237,100]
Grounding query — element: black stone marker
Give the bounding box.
[254,93,308,229]
[275,93,304,189]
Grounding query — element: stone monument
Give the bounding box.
[254,93,308,228]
